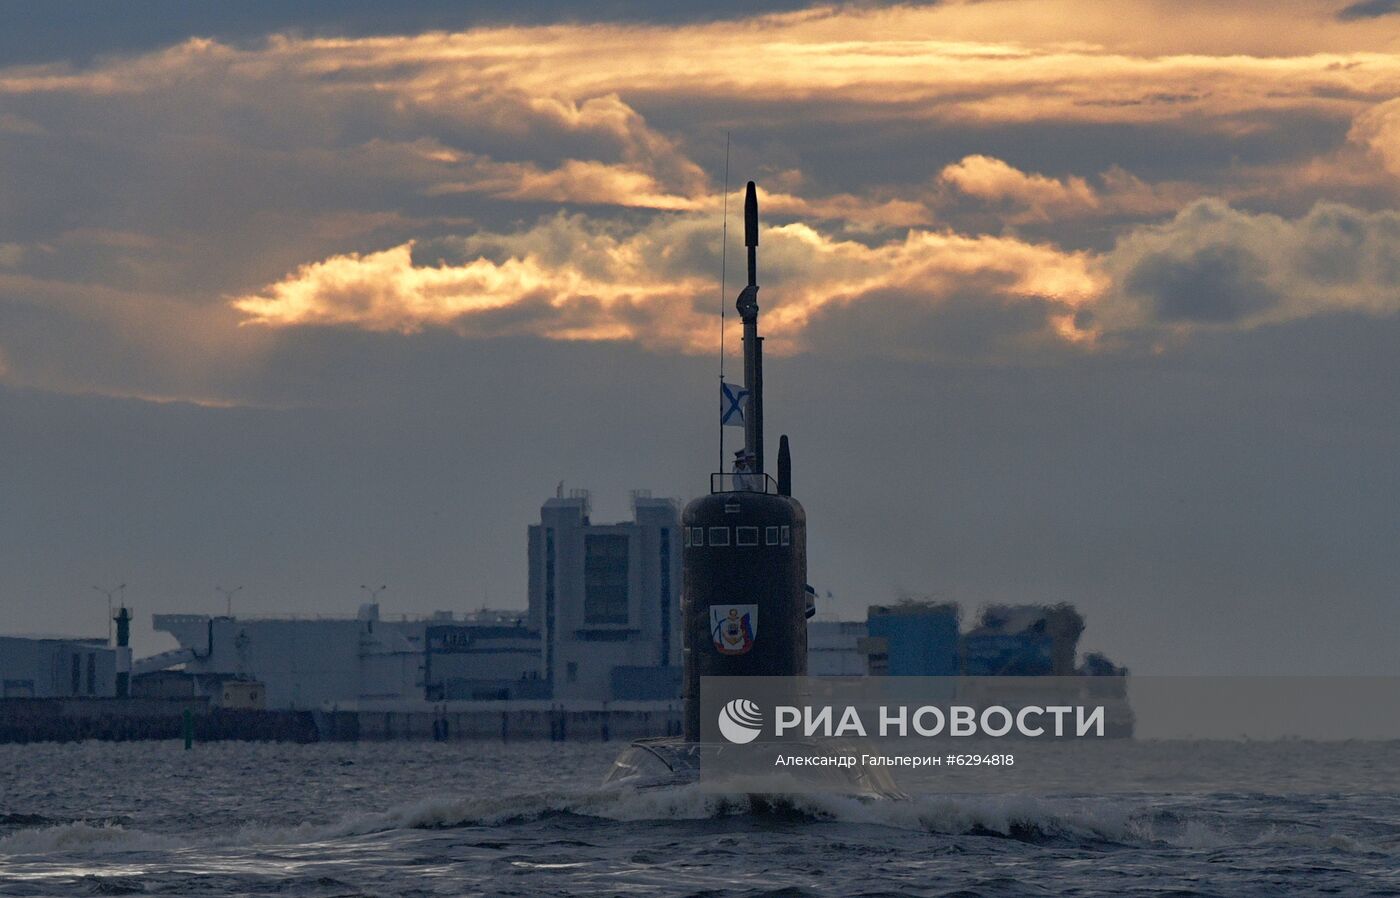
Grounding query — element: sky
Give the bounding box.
[2,0,1399,672]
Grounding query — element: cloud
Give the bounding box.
[4,2,1400,401]
[759,190,936,230]
[424,156,700,211]
[1101,199,1400,334]
[6,9,1400,131]
[1349,97,1400,177]
[231,194,1400,360]
[232,212,1104,355]
[935,155,1206,225]
[800,284,1082,364]
[1336,0,1400,20]
[940,155,1099,217]
[230,191,1400,362]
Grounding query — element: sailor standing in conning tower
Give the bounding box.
[732,448,759,491]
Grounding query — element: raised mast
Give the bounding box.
[679,177,808,744]
[738,181,764,475]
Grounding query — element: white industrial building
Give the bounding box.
[148,607,540,710]
[0,636,121,698]
[527,490,682,701]
[141,489,683,709]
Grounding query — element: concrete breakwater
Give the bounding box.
[0,698,681,744]
[0,698,319,744]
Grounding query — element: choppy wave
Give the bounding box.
[224,784,1144,846]
[8,784,1388,860]
[304,784,1400,855]
[0,821,180,854]
[2,742,1394,896]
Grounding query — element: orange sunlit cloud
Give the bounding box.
[231,212,1105,354]
[940,155,1099,218]
[1349,97,1400,178]
[5,6,1400,127]
[6,0,1400,397]
[234,193,1400,359]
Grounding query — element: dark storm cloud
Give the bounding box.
[1123,245,1280,324]
[1336,0,1400,20]
[800,283,1076,365]
[1102,199,1400,334]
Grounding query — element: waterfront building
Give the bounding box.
[863,601,961,676]
[526,490,682,701]
[148,606,540,709]
[806,620,868,675]
[140,489,682,708]
[0,636,118,698]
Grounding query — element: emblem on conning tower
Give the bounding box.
[711,605,757,655]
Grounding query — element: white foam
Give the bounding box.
[0,821,179,855]
[244,783,1142,845]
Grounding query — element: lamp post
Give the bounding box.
[216,585,243,618]
[92,583,125,645]
[360,584,387,604]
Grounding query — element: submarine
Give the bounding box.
[603,182,898,799]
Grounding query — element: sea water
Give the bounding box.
[1,740,1396,896]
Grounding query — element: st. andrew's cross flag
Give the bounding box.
[721,381,749,428]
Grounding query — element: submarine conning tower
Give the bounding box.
[681,181,808,741]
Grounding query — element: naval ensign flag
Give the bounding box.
[721,382,749,427]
